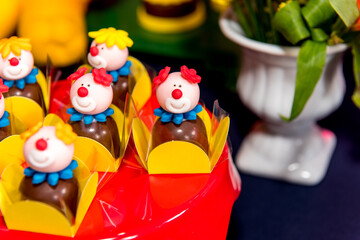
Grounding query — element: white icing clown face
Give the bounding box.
[87,40,128,71]
[0,50,34,80]
[0,94,5,119]
[156,72,200,114]
[23,126,74,173]
[70,73,113,115]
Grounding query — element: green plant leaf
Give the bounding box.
[352,90,360,108]
[273,1,310,44]
[329,0,360,28]
[351,35,360,108]
[352,35,360,87]
[266,0,279,44]
[282,40,327,121]
[311,28,329,42]
[302,0,337,28]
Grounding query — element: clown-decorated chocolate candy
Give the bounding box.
[0,79,10,141]
[0,37,45,111]
[88,28,134,111]
[67,67,120,158]
[151,66,208,152]
[20,123,79,217]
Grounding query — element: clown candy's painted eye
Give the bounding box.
[174,84,176,87]
[81,83,84,86]
[87,84,90,87]
[179,85,182,88]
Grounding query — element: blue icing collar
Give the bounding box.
[3,68,39,90]
[24,160,78,186]
[67,107,114,125]
[154,104,203,125]
[108,60,132,82]
[0,111,9,128]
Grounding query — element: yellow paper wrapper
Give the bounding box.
[0,135,24,176]
[0,159,98,237]
[133,106,230,174]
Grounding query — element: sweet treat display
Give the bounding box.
[0,79,11,141]
[67,67,120,158]
[0,37,46,111]
[0,31,239,238]
[152,66,208,152]
[88,27,133,111]
[137,0,206,33]
[19,122,79,217]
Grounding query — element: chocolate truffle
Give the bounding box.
[69,117,120,158]
[20,177,79,217]
[4,82,46,112]
[151,117,208,153]
[111,75,129,112]
[0,124,11,141]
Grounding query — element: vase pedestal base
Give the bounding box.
[236,122,336,185]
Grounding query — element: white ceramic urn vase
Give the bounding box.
[219,8,347,185]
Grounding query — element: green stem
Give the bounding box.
[244,0,262,41]
[233,1,253,38]
[267,0,279,44]
[255,0,266,42]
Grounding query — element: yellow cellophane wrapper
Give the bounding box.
[133,107,230,174]
[128,56,152,111]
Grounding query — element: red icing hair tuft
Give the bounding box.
[180,65,201,84]
[92,68,113,86]
[0,79,8,99]
[67,67,87,84]
[0,79,9,94]
[153,66,171,87]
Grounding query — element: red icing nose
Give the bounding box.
[35,138,47,151]
[77,86,88,97]
[9,57,19,66]
[90,46,99,56]
[172,89,183,99]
